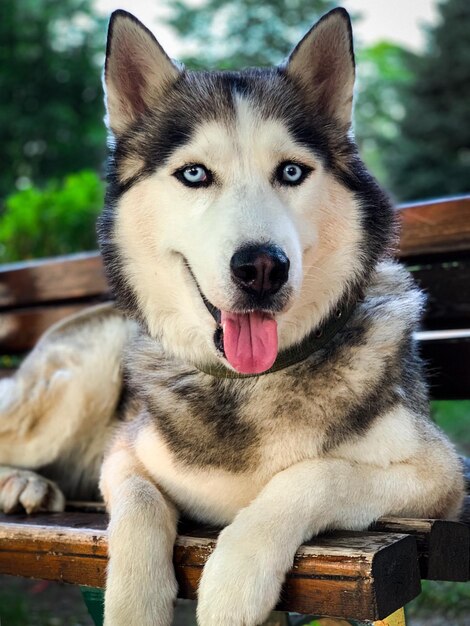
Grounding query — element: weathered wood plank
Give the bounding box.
[398,196,470,258]
[0,304,93,353]
[19,506,470,579]
[0,252,108,309]
[0,513,420,621]
[181,529,421,620]
[371,517,469,581]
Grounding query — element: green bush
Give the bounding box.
[432,400,470,456]
[407,579,470,620]
[0,170,104,263]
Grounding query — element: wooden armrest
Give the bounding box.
[1,508,468,619]
[371,517,469,581]
[65,500,470,582]
[0,512,420,622]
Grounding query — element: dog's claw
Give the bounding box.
[0,467,65,514]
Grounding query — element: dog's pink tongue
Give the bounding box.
[221,311,278,375]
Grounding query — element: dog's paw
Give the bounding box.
[0,467,65,514]
[197,529,284,626]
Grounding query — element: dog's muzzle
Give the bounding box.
[185,252,288,376]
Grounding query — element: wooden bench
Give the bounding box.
[0,196,470,625]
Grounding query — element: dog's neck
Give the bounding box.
[195,293,360,379]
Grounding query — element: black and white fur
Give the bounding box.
[0,9,464,626]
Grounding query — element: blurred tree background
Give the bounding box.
[0,0,107,262]
[383,0,470,200]
[165,0,338,69]
[0,0,469,262]
[0,0,107,197]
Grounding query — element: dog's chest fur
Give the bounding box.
[122,261,427,523]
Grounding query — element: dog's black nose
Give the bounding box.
[230,244,290,296]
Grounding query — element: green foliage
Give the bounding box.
[384,0,470,201]
[354,42,414,187]
[432,400,470,454]
[407,579,470,619]
[0,0,107,200]
[0,170,103,262]
[164,0,338,69]
[0,588,29,626]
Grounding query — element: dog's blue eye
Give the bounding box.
[276,162,312,186]
[184,166,207,183]
[175,164,213,187]
[283,164,302,182]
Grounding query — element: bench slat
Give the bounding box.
[398,196,470,258]
[0,252,108,309]
[0,512,420,621]
[0,304,93,353]
[371,517,470,581]
[67,504,470,582]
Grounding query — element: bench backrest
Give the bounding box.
[1,196,469,399]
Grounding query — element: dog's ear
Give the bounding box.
[104,10,181,135]
[284,8,355,127]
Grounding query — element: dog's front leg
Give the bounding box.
[197,455,458,626]
[197,459,365,626]
[100,447,178,626]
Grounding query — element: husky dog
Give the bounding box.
[0,7,464,626]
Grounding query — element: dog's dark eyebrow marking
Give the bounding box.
[112,71,251,189]
[145,113,194,169]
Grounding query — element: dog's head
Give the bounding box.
[99,8,394,375]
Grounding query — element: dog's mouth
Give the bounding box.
[188,265,278,375]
